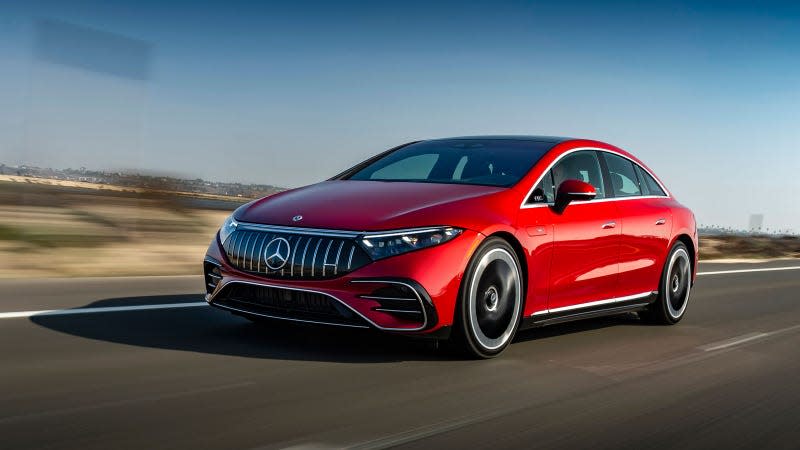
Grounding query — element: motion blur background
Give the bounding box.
[1,0,798,277]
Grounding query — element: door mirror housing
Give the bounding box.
[554,179,597,212]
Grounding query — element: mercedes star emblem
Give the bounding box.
[264,237,291,271]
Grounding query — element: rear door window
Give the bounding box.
[603,153,642,198]
[634,164,667,196]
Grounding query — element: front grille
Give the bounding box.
[222,227,371,280]
[213,283,368,327]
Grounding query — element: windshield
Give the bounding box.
[345,139,555,187]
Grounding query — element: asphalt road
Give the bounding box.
[1,261,800,449]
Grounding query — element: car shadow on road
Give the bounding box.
[30,294,654,363]
[28,294,453,363]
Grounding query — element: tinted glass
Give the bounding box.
[552,151,606,199]
[347,139,555,187]
[634,164,667,196]
[528,170,555,204]
[370,153,439,180]
[604,153,641,197]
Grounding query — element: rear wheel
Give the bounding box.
[642,242,692,324]
[452,237,523,358]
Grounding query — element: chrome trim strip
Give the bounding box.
[236,222,462,239]
[209,279,424,332]
[523,195,668,209]
[236,222,359,238]
[530,291,653,316]
[359,295,418,302]
[520,147,672,209]
[374,308,423,315]
[350,279,428,331]
[211,302,369,329]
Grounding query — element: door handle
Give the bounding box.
[601,221,616,229]
[655,218,666,225]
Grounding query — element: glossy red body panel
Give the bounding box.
[205,138,698,334]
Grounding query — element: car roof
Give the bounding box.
[426,135,575,144]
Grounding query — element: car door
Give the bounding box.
[518,150,620,315]
[601,152,672,299]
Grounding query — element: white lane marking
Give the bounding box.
[0,302,207,319]
[699,324,800,352]
[698,266,800,276]
[699,332,769,352]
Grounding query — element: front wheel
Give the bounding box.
[452,237,523,358]
[641,242,693,324]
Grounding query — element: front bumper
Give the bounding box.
[204,229,482,334]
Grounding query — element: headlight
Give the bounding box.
[359,227,463,260]
[218,215,238,245]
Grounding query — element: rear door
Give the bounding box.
[601,152,671,298]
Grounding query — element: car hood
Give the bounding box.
[235,180,507,231]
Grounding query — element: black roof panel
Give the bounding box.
[426,135,575,144]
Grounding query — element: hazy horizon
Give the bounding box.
[1,1,798,232]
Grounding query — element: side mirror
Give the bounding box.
[554,179,596,213]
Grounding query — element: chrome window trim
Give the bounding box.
[530,290,655,316]
[523,195,670,209]
[208,279,429,332]
[520,147,671,209]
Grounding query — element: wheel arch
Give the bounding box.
[673,233,697,280]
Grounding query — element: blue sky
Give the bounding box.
[0,1,798,231]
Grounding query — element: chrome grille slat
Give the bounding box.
[247,232,260,271]
[347,245,355,269]
[321,239,333,277]
[223,229,370,280]
[243,231,255,268]
[290,236,303,277]
[300,238,312,277]
[310,239,323,277]
[234,231,248,267]
[333,241,344,275]
[255,233,267,273]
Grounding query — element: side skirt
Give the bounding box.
[520,293,657,330]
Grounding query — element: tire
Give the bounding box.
[641,242,693,325]
[451,237,524,358]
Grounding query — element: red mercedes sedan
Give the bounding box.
[204,136,697,358]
